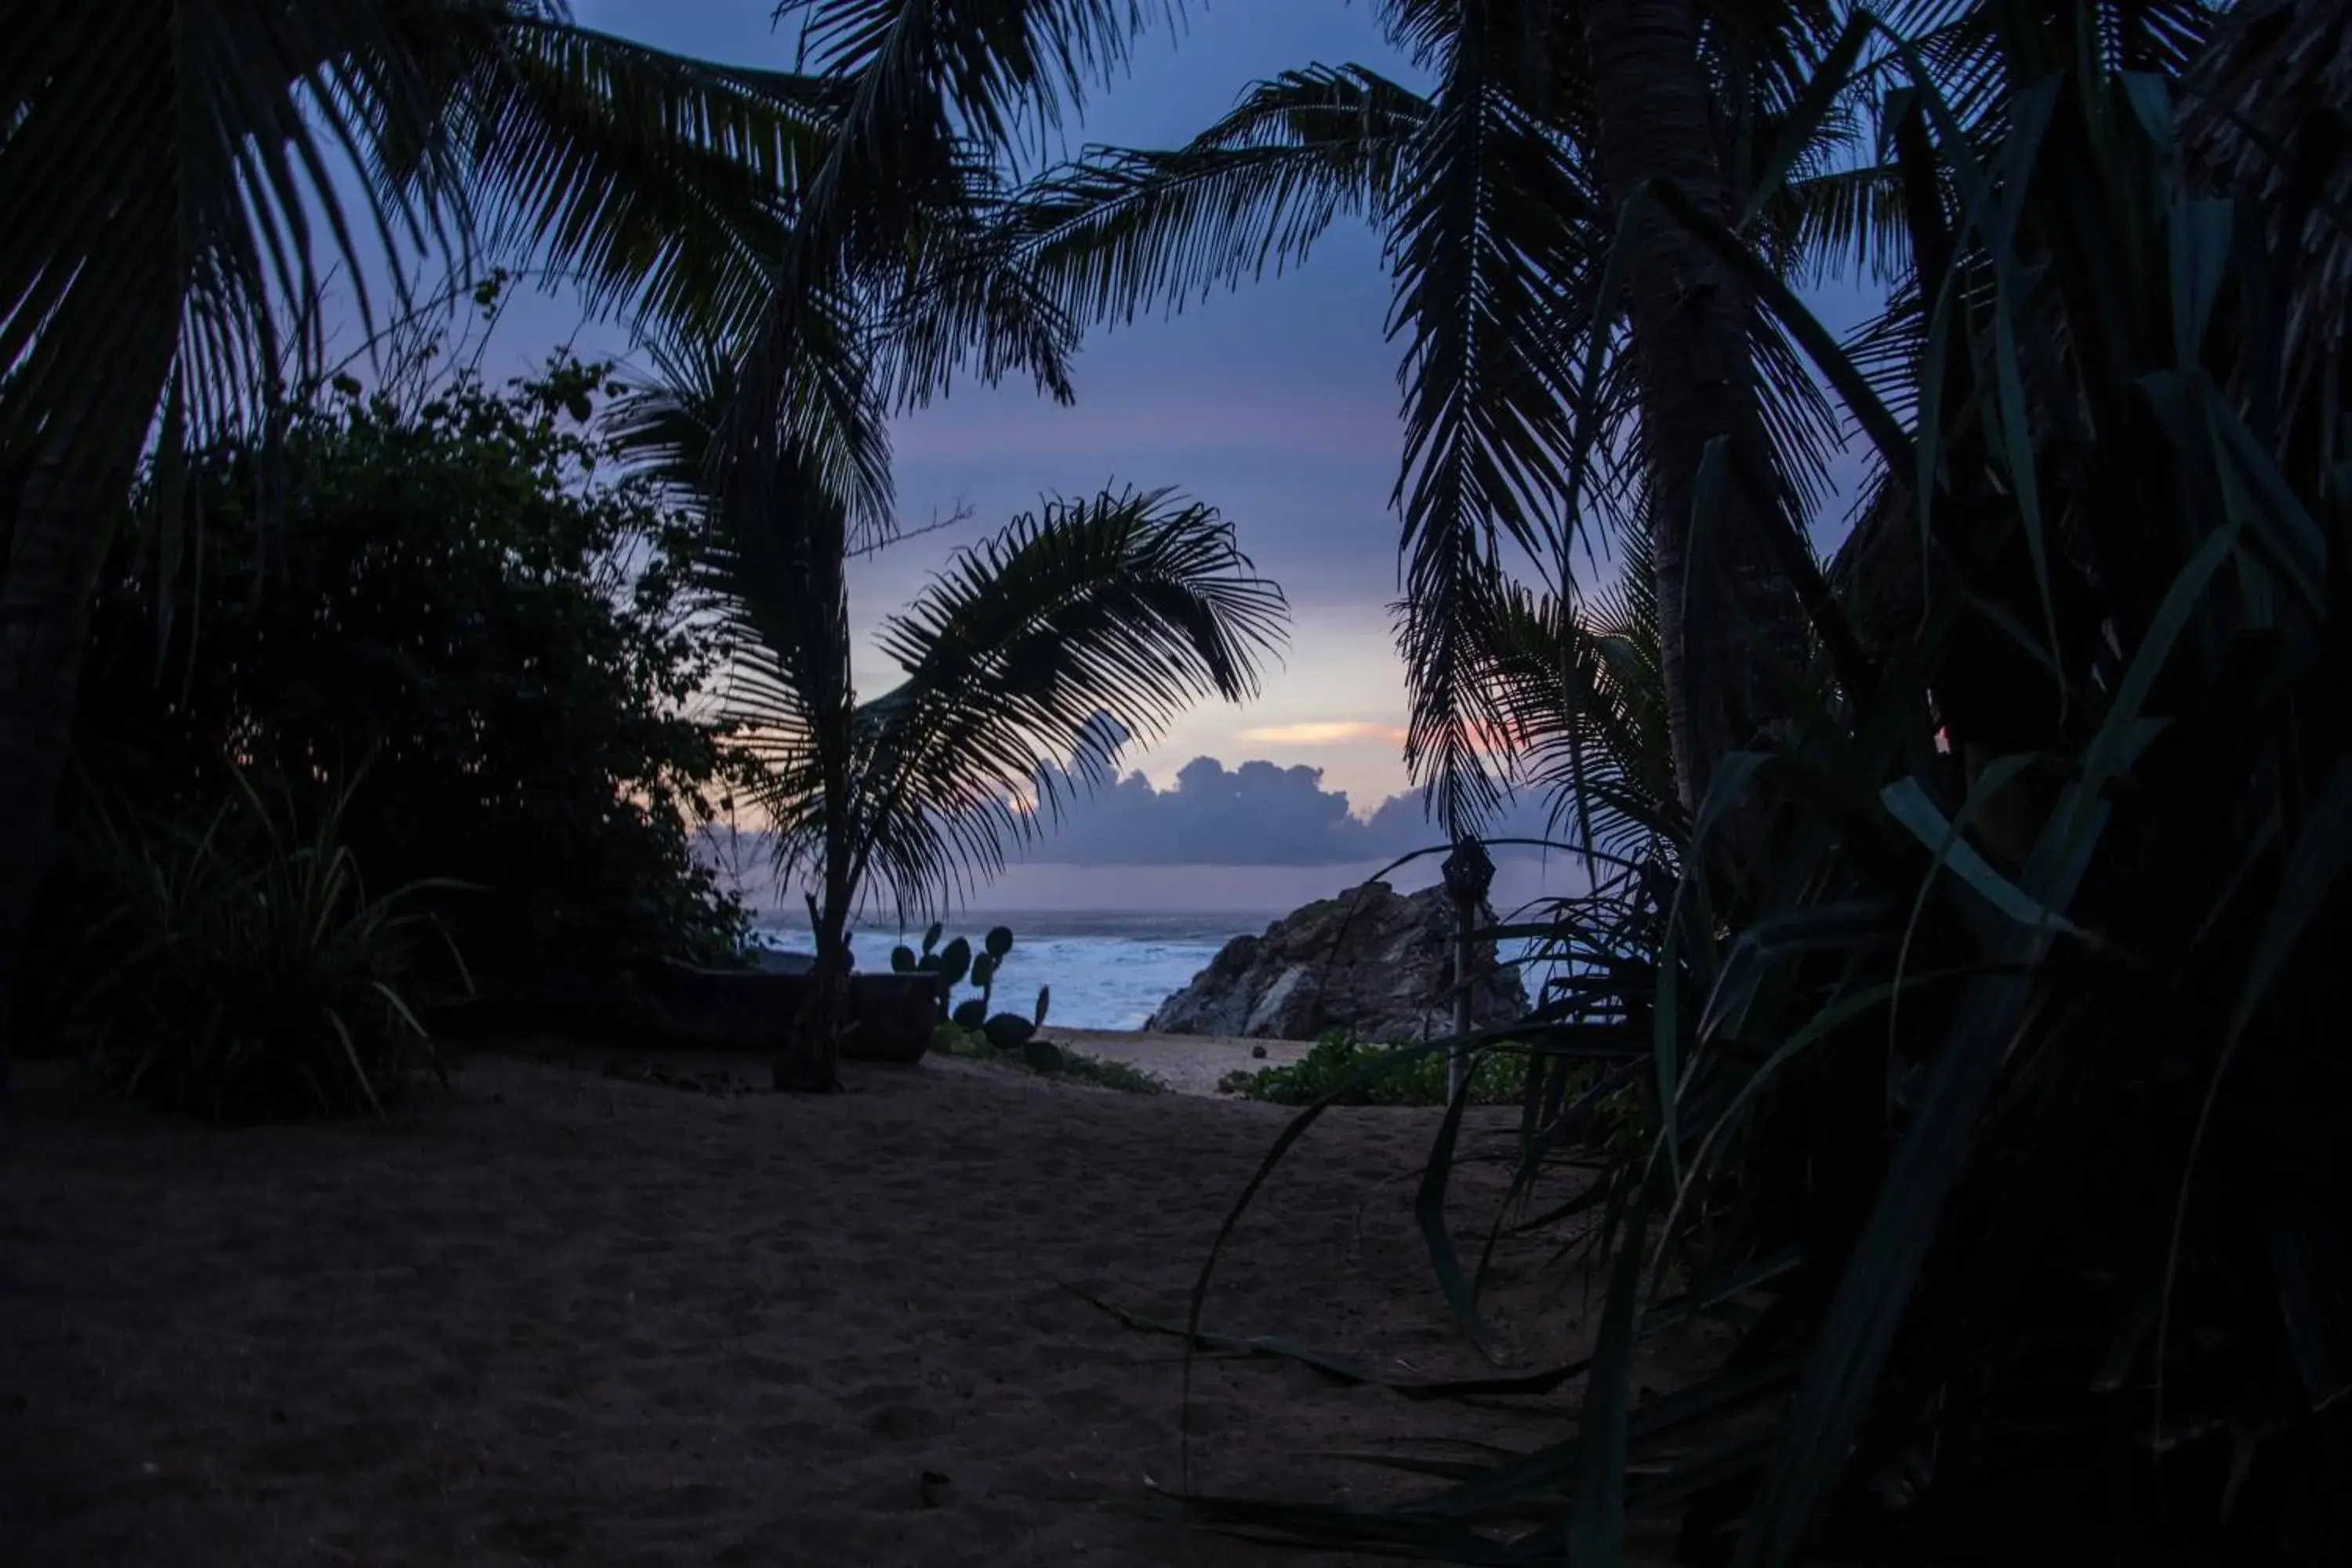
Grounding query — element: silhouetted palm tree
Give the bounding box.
[1007,0,1904,830]
[615,351,1287,1088]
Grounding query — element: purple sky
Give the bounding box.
[387,2,1876,904]
[458,2,1432,813]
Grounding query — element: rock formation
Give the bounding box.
[1146,880,1527,1043]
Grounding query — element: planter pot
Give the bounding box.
[437,963,937,1080]
[646,962,940,1067]
[425,975,670,1050]
[843,973,945,1065]
[647,966,807,1051]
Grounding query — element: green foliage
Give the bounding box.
[1181,14,2352,1566]
[60,354,753,989]
[1216,1029,1533,1107]
[932,1023,1164,1096]
[54,768,457,1122]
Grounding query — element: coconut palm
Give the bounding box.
[614,353,1287,1089]
[1007,0,1904,834]
[0,0,865,1102]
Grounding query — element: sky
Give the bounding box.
[357,2,1878,908]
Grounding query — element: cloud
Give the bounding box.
[1017,754,1559,867]
[1236,720,1410,745]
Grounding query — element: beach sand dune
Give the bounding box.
[0,1051,1704,1566]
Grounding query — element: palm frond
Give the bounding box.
[422,13,842,347]
[1388,9,1610,839]
[1881,0,2216,136]
[2,0,459,464]
[1473,533,1679,868]
[838,488,1287,915]
[605,343,851,796]
[869,144,1083,413]
[1007,64,1431,325]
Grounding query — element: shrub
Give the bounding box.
[1218,1029,1534,1106]
[931,1022,1165,1095]
[65,352,752,991]
[58,768,459,1121]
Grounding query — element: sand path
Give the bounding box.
[0,1051,1703,1566]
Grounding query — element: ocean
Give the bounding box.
[751,910,1279,1030]
[751,909,1551,1031]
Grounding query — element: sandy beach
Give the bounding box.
[0,1045,1708,1566]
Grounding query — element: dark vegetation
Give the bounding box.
[1123,5,2352,1564]
[931,1021,1168,1094]
[13,348,756,1112]
[5,1,2349,1563]
[890,920,1054,1044]
[1218,1029,1537,1107]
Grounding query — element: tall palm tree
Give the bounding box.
[1007,0,1902,833]
[615,354,1287,1089]
[0,0,859,1102]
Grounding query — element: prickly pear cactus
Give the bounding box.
[982,1012,1036,1053]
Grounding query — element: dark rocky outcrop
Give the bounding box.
[1145,880,1527,1043]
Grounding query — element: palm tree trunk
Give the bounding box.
[1579,0,1809,818]
[0,416,150,1115]
[797,844,853,1093]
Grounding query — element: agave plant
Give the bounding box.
[64,766,468,1123]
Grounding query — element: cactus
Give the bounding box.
[919,924,1028,1031]
[1033,984,1051,1027]
[905,925,971,1020]
[982,1012,1036,1052]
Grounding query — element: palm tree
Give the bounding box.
[1007,0,1902,833]
[0,0,859,1103]
[615,355,1287,1089]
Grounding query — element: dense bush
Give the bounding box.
[56,354,753,999]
